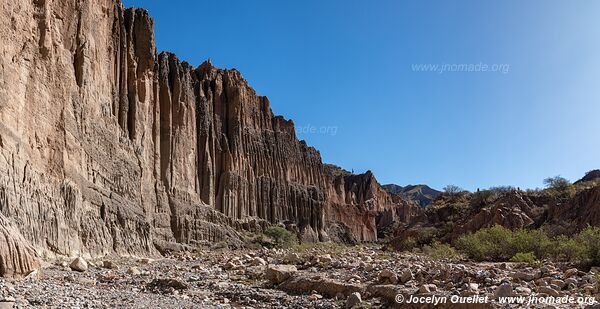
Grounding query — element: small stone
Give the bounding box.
[378,269,398,284]
[400,269,413,283]
[418,284,434,294]
[564,278,577,286]
[564,268,578,278]
[127,267,141,275]
[512,271,534,281]
[69,257,88,272]
[550,279,565,288]
[537,286,560,297]
[318,254,333,264]
[140,258,154,264]
[285,252,301,264]
[308,294,323,301]
[494,283,514,298]
[251,257,267,266]
[346,292,362,308]
[515,286,532,295]
[467,283,479,292]
[103,260,117,269]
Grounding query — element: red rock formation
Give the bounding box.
[0,0,416,273]
[547,186,600,232]
[451,193,537,238]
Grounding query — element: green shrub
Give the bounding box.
[510,252,538,264]
[455,225,552,261]
[549,235,582,262]
[455,225,600,264]
[575,226,600,266]
[456,225,515,261]
[423,241,461,261]
[395,237,417,252]
[470,190,495,207]
[264,226,297,248]
[511,228,552,257]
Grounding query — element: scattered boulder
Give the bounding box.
[251,257,267,266]
[511,271,535,281]
[378,269,398,284]
[537,285,560,297]
[400,269,413,283]
[284,252,301,264]
[564,268,578,278]
[494,282,514,298]
[69,257,88,272]
[127,267,141,276]
[346,292,362,308]
[314,254,333,265]
[266,265,297,284]
[418,284,436,294]
[515,286,532,295]
[307,293,323,301]
[102,260,117,269]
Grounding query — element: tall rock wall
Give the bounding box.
[0,0,419,268]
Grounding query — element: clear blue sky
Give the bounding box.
[123,0,600,191]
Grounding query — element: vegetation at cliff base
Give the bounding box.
[264,226,297,248]
[455,225,600,266]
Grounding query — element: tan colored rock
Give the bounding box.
[378,269,398,284]
[251,257,267,266]
[266,265,297,284]
[127,267,141,275]
[0,214,40,278]
[537,285,560,297]
[0,0,417,263]
[564,268,578,278]
[70,257,88,272]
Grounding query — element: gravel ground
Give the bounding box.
[1,245,599,308]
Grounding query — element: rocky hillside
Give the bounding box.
[576,170,600,184]
[0,0,420,277]
[382,184,440,207]
[390,173,600,248]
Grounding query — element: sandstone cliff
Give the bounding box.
[0,0,418,276]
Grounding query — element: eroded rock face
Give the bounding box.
[547,186,600,232]
[0,0,416,263]
[451,193,537,238]
[0,214,39,278]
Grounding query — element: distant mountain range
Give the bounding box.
[382,184,441,207]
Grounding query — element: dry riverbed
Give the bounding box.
[1,244,599,308]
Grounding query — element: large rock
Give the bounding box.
[69,257,88,272]
[0,214,40,278]
[265,265,297,284]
